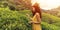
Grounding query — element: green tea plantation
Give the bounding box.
[0,7,60,30]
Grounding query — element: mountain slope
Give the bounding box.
[42,13,60,26]
[42,6,60,17]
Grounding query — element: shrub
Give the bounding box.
[0,7,32,30]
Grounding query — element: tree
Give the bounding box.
[7,0,31,10]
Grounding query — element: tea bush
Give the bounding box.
[0,7,32,30]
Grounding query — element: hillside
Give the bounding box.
[42,13,60,26]
[0,7,60,30]
[42,6,60,17]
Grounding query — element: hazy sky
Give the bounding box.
[31,0,60,10]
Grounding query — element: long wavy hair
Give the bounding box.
[32,3,42,18]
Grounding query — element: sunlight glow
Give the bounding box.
[31,0,60,10]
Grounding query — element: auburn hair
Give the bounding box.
[32,3,42,18]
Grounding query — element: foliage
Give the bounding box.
[0,7,60,30]
[0,0,31,10]
[0,7,32,30]
[42,22,60,30]
[5,0,31,10]
[42,13,60,26]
